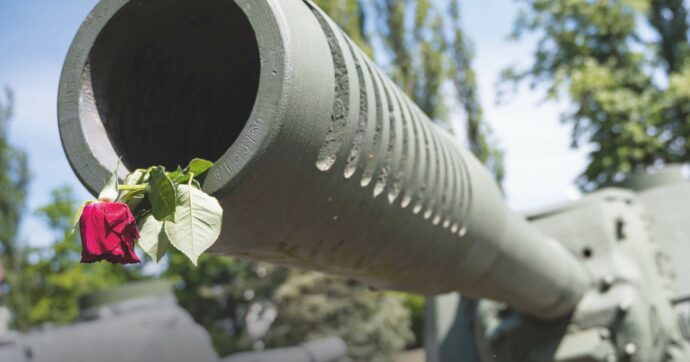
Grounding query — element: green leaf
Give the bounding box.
[164,184,223,265]
[137,214,170,263]
[186,158,214,176]
[147,167,177,222]
[175,174,191,185]
[98,170,119,202]
[69,200,94,237]
[171,160,209,189]
[167,166,184,183]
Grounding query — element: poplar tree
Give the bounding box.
[0,87,30,330]
[0,87,29,267]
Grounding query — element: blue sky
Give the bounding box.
[0,1,588,246]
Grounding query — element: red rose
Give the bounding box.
[79,201,141,264]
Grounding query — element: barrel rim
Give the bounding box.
[57,0,290,197]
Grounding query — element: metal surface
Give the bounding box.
[224,337,347,362]
[58,0,587,319]
[78,279,172,317]
[426,179,690,361]
[1,281,220,362]
[637,181,690,299]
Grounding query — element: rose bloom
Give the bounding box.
[79,201,141,264]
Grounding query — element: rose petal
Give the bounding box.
[79,201,141,265]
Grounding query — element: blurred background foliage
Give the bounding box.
[5,0,690,360]
[504,0,690,190]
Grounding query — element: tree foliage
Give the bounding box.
[507,0,690,190]
[0,87,30,270]
[0,86,31,330]
[165,255,289,356]
[267,271,414,362]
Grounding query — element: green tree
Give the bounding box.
[506,0,690,190]
[649,0,689,74]
[167,253,416,360]
[267,271,413,362]
[165,254,288,356]
[0,88,29,254]
[0,86,30,330]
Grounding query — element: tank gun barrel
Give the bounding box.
[58,0,589,319]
